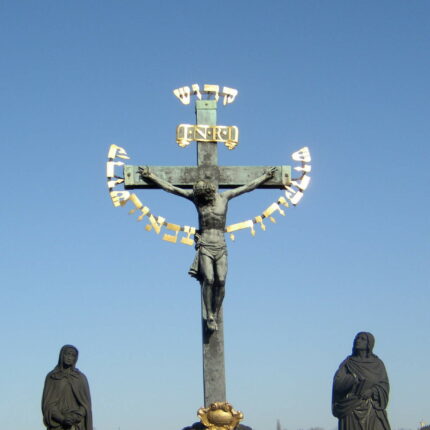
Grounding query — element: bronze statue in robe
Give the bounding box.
[332,332,391,430]
[42,345,93,430]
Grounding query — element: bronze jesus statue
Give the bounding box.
[139,166,276,331]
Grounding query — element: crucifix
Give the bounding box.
[106,84,312,429]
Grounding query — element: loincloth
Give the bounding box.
[188,236,227,281]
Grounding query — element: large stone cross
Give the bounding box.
[121,85,292,408]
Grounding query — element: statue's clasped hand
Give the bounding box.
[62,417,75,427]
[360,389,373,400]
[63,412,82,426]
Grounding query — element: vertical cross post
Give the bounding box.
[196,99,226,406]
[196,99,219,186]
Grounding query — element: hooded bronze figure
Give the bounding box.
[42,345,93,430]
[332,332,391,430]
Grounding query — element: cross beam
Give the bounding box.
[124,99,291,191]
[124,165,291,189]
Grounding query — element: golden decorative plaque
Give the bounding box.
[198,402,244,430]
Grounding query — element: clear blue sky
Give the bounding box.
[1,1,429,430]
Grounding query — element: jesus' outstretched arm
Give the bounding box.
[138,166,193,200]
[222,167,276,200]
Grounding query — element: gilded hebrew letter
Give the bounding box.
[180,226,195,246]
[106,161,125,178]
[203,84,220,101]
[222,87,238,105]
[162,222,181,243]
[292,146,311,163]
[110,191,131,207]
[285,186,304,206]
[291,175,311,191]
[192,84,202,100]
[108,144,129,160]
[173,86,191,105]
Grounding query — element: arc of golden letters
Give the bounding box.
[106,145,311,245]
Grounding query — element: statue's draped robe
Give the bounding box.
[332,353,390,430]
[42,367,92,430]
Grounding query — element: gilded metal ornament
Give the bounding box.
[198,402,244,430]
[176,124,239,149]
